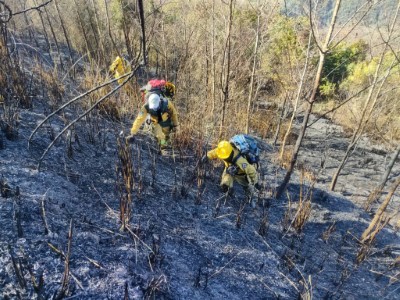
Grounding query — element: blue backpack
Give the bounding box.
[230,134,260,165]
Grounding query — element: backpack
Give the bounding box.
[146,79,166,95]
[144,98,169,121]
[230,134,260,165]
[142,79,176,101]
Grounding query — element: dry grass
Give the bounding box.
[144,275,167,300]
[249,110,278,139]
[81,68,141,122]
[357,178,400,264]
[0,47,26,141]
[300,275,313,300]
[283,165,315,234]
[116,137,134,230]
[283,193,312,234]
[35,64,65,108]
[322,221,336,243]
[277,148,293,170]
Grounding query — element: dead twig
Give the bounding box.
[55,219,73,299]
[200,250,243,286]
[36,72,136,170]
[85,256,104,269]
[40,189,51,235]
[144,275,167,300]
[13,0,54,16]
[47,242,66,259]
[214,192,229,218]
[9,245,27,290]
[125,225,154,253]
[28,72,131,149]
[14,191,24,238]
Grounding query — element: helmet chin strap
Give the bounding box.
[223,150,234,163]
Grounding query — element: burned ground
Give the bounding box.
[1,101,400,299]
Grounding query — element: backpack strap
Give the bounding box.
[231,152,242,166]
[232,151,259,169]
[160,98,169,113]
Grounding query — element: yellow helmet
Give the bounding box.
[216,141,233,159]
[165,81,176,98]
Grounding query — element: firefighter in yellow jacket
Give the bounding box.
[109,56,131,85]
[126,94,179,147]
[205,140,259,202]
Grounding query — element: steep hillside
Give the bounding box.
[1,102,400,299]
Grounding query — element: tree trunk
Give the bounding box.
[279,30,312,159]
[365,144,400,211]
[104,0,119,56]
[245,0,261,134]
[361,177,400,243]
[210,0,216,120]
[33,0,51,53]
[72,0,92,59]
[161,18,168,78]
[218,0,234,139]
[43,4,64,71]
[84,4,100,60]
[272,95,287,147]
[90,0,106,63]
[275,0,342,199]
[54,0,74,65]
[137,0,146,65]
[19,0,39,48]
[121,1,133,60]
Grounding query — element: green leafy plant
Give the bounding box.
[320,40,368,97]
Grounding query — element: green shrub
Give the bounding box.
[320,40,368,97]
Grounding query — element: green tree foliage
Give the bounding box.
[343,52,400,88]
[260,15,309,93]
[319,40,368,97]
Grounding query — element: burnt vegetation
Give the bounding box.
[1,0,400,299]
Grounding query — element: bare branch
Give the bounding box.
[377,26,400,64]
[307,73,400,128]
[12,0,54,17]
[36,70,137,170]
[330,1,375,46]
[28,71,133,148]
[308,0,324,54]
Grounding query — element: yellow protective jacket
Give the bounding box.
[109,56,131,85]
[130,100,179,135]
[207,148,258,185]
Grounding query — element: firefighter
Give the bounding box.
[204,140,260,205]
[126,93,179,148]
[109,56,131,85]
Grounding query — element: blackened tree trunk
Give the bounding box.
[275,0,342,199]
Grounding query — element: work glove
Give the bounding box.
[226,165,238,176]
[125,135,135,144]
